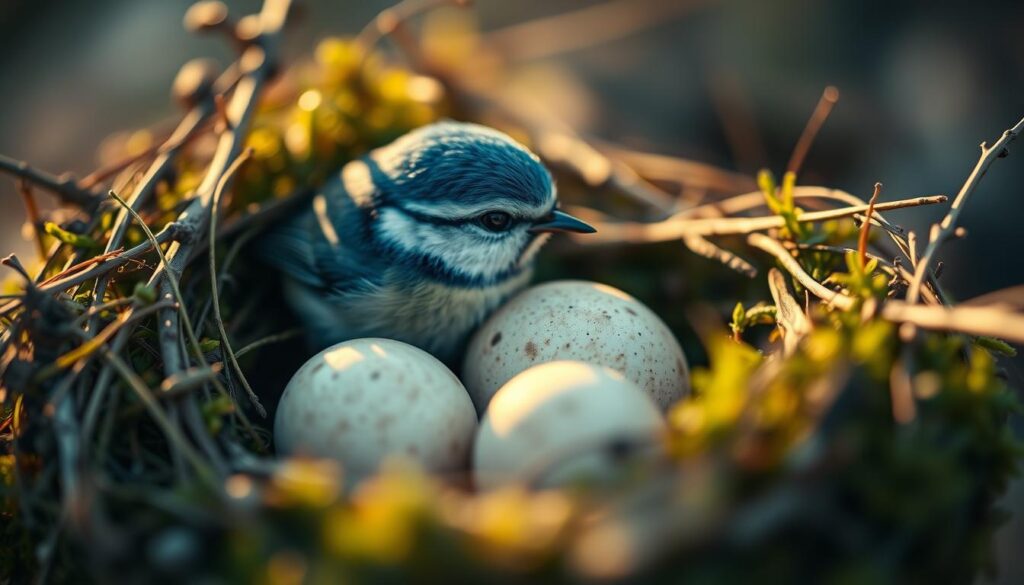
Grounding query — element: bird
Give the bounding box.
[258,121,595,365]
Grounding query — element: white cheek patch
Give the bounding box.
[376,208,539,281]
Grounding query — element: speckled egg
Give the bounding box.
[474,361,666,489]
[462,280,690,414]
[275,338,477,481]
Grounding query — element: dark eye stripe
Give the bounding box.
[393,205,464,227]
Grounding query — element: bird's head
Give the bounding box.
[350,121,594,286]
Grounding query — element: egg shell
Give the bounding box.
[275,338,477,481]
[462,280,690,413]
[474,361,666,489]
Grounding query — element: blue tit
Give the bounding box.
[258,121,595,365]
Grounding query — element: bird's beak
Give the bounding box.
[529,209,597,234]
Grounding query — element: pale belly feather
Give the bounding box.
[285,269,532,364]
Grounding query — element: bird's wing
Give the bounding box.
[256,176,377,293]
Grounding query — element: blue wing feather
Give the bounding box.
[256,172,379,294]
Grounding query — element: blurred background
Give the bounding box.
[1,0,1022,581]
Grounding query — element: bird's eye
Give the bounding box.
[479,211,513,232]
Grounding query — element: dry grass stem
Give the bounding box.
[787,86,840,175]
[682,235,757,277]
[857,183,881,269]
[881,301,1024,344]
[569,194,945,244]
[747,232,856,311]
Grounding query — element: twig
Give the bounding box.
[70,297,139,327]
[39,248,127,287]
[115,191,211,359]
[961,285,1024,310]
[192,225,259,335]
[907,230,918,267]
[160,364,224,397]
[0,224,181,314]
[108,191,236,467]
[83,64,242,345]
[207,149,266,417]
[143,0,289,452]
[97,348,216,483]
[881,301,1024,345]
[747,233,856,311]
[682,235,757,278]
[87,107,210,330]
[906,117,1024,304]
[787,86,839,176]
[569,194,946,244]
[536,130,677,212]
[857,183,881,269]
[16,179,47,259]
[36,300,176,380]
[597,141,756,195]
[0,153,101,209]
[81,326,134,446]
[235,327,303,358]
[785,242,941,305]
[79,110,219,190]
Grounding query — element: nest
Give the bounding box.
[1,1,1021,583]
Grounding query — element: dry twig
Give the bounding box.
[0,153,101,209]
[568,194,946,244]
[905,117,1024,304]
[747,233,856,311]
[207,149,266,417]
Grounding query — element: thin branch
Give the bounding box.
[787,86,839,176]
[16,180,47,259]
[961,285,1024,310]
[597,141,757,194]
[906,117,1024,304]
[536,130,677,212]
[83,65,241,347]
[235,327,303,358]
[207,149,266,417]
[682,235,757,278]
[857,182,881,269]
[785,241,941,305]
[97,348,216,483]
[0,224,182,316]
[881,301,1024,345]
[36,300,176,380]
[0,153,101,209]
[139,0,290,450]
[747,232,856,311]
[569,194,946,244]
[79,110,217,190]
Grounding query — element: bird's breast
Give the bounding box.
[310,268,533,364]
